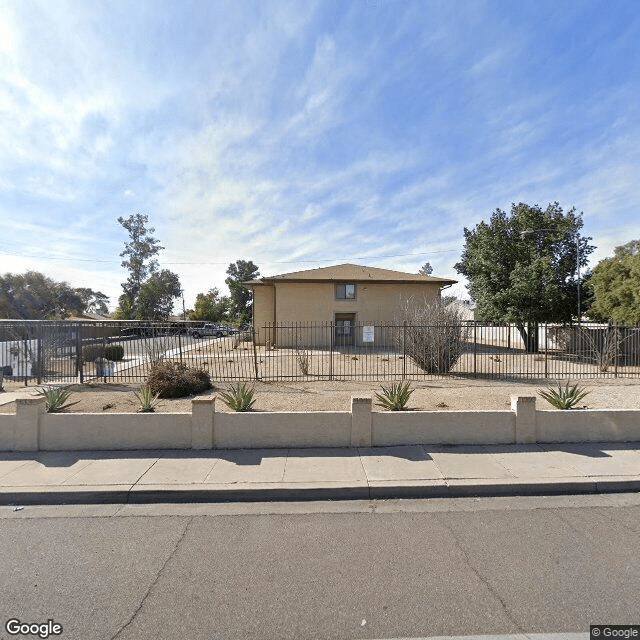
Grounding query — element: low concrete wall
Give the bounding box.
[1,396,640,452]
[215,412,351,448]
[537,410,640,443]
[40,413,192,451]
[372,411,514,446]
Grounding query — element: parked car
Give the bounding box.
[190,324,229,339]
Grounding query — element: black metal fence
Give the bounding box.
[1,319,639,385]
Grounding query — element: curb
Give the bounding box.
[2,478,640,506]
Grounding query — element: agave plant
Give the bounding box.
[374,381,414,411]
[132,384,160,412]
[538,381,590,410]
[220,383,256,412]
[37,386,76,413]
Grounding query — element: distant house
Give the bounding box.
[246,263,456,347]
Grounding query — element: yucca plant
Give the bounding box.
[132,384,160,412]
[37,386,76,413]
[374,381,414,411]
[220,383,256,412]
[538,381,590,410]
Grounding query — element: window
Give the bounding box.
[335,283,356,299]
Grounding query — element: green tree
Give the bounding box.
[116,213,164,317]
[225,260,259,324]
[189,288,231,322]
[587,240,640,325]
[0,272,109,319]
[454,202,594,352]
[74,288,110,315]
[418,262,433,275]
[135,269,182,321]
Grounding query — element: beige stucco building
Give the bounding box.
[246,263,457,347]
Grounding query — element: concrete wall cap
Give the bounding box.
[192,397,216,405]
[351,396,372,403]
[16,398,46,406]
[511,395,536,403]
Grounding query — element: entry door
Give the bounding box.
[334,313,356,347]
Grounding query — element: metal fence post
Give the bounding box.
[36,336,42,385]
[473,322,477,377]
[544,323,548,378]
[329,322,333,381]
[614,322,619,378]
[402,321,407,379]
[252,326,259,380]
[76,327,83,384]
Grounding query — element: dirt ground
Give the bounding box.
[2,377,640,413]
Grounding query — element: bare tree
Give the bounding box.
[394,297,469,373]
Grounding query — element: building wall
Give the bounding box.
[252,281,443,346]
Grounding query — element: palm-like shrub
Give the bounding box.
[375,381,414,411]
[132,384,160,412]
[220,383,255,412]
[37,386,76,412]
[538,381,590,409]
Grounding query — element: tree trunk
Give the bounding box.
[516,322,539,353]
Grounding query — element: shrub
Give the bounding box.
[375,381,414,411]
[220,383,256,412]
[538,381,590,409]
[37,386,77,412]
[82,344,106,362]
[147,361,212,398]
[132,384,160,412]
[393,298,469,374]
[104,344,125,361]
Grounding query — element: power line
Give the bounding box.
[0,246,462,266]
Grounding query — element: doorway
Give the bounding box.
[334,313,356,347]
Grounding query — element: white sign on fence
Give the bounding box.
[362,326,375,343]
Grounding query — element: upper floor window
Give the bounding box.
[335,283,356,299]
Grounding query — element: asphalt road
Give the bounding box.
[0,494,638,640]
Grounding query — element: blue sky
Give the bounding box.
[1,0,639,312]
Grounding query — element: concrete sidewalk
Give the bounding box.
[1,442,639,505]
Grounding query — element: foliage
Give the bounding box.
[418,262,433,275]
[587,240,640,325]
[220,383,256,412]
[374,381,414,411]
[189,288,231,322]
[132,384,160,412]
[538,381,590,409]
[225,259,260,325]
[117,213,164,306]
[104,345,125,361]
[37,386,76,413]
[147,361,212,398]
[82,345,106,362]
[394,298,468,373]
[135,269,182,321]
[0,271,109,319]
[115,214,181,320]
[454,202,594,352]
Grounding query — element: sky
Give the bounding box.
[1,0,639,314]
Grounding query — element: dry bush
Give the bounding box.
[147,361,212,398]
[394,298,469,374]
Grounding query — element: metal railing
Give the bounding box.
[1,319,639,384]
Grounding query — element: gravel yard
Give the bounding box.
[2,377,640,413]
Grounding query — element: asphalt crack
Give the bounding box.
[110,515,193,639]
[438,516,525,633]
